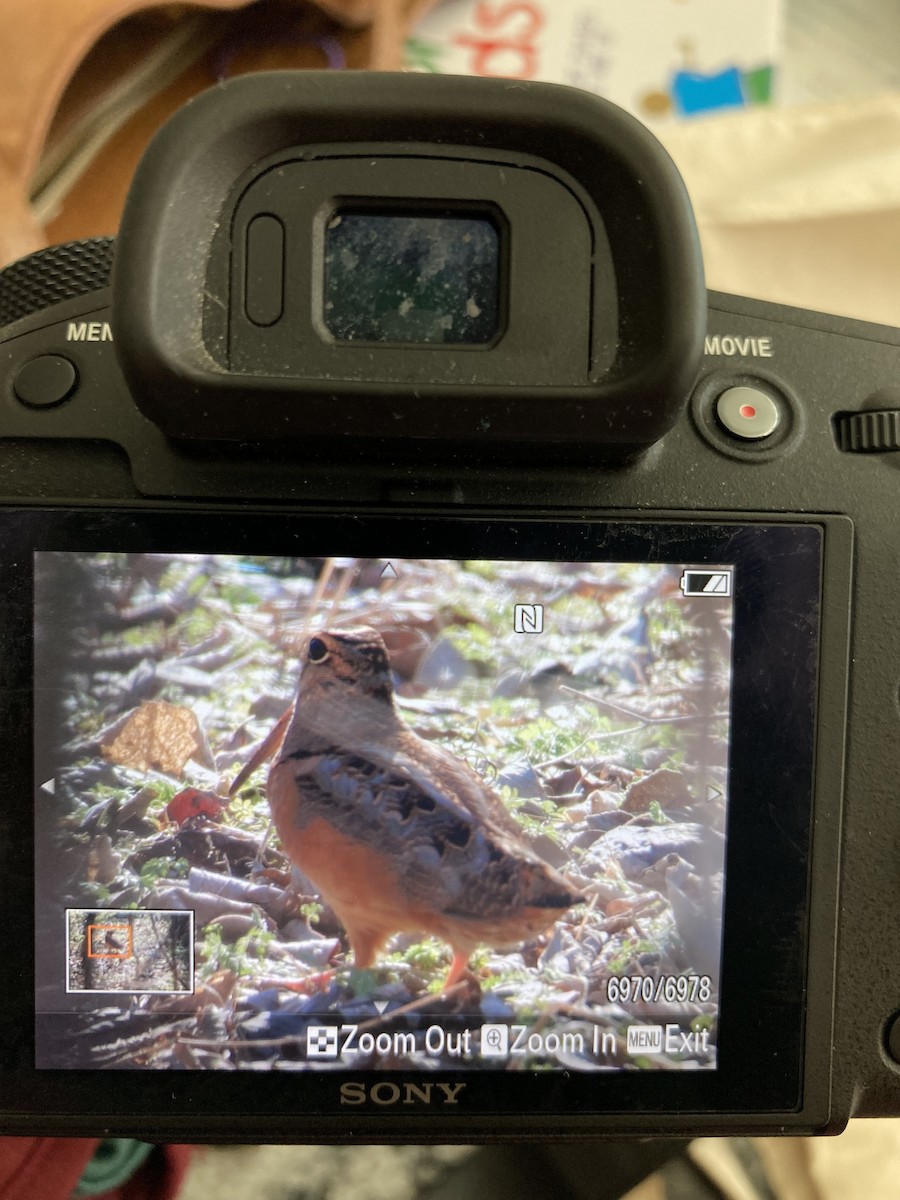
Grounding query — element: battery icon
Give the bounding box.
[680,570,732,597]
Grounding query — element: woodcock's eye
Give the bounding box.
[307,637,330,664]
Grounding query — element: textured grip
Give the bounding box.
[836,409,900,453]
[0,238,114,329]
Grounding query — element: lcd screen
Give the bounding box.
[35,550,734,1073]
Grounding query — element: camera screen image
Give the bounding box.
[34,552,731,1072]
[323,210,501,345]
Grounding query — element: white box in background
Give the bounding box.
[406,0,782,125]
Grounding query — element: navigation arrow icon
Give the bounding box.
[379,562,398,579]
[373,999,390,1015]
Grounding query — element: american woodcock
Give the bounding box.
[267,626,583,987]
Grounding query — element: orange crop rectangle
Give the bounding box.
[86,923,133,959]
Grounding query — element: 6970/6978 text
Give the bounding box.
[606,975,712,1005]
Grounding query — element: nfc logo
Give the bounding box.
[513,604,544,634]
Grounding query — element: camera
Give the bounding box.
[0,71,898,1142]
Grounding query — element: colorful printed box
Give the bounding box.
[407,0,782,125]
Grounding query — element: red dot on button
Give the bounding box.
[739,404,757,419]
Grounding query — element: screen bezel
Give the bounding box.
[0,508,827,1133]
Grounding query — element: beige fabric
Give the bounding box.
[660,92,900,328]
[1,1,257,194]
[807,1120,900,1197]
[0,0,426,264]
[754,1138,823,1200]
[0,154,45,268]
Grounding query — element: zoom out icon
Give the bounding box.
[306,1025,339,1059]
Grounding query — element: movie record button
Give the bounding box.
[13,354,79,408]
[691,370,801,461]
[715,386,780,440]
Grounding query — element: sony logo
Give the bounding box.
[339,1081,467,1107]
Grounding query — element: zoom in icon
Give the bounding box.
[480,1023,510,1059]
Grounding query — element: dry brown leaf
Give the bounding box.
[599,915,634,935]
[153,886,256,926]
[207,915,257,943]
[100,700,213,776]
[587,788,624,814]
[545,766,598,796]
[620,769,693,813]
[171,1043,203,1069]
[196,969,238,1008]
[91,834,121,885]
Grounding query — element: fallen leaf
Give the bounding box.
[100,701,214,776]
[166,787,226,826]
[586,789,624,814]
[207,914,258,942]
[194,969,238,1009]
[152,886,256,925]
[89,834,121,885]
[620,769,693,814]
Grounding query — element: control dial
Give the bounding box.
[835,409,900,453]
[0,237,114,328]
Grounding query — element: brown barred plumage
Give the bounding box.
[267,626,582,988]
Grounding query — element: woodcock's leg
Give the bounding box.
[443,946,473,990]
[351,925,472,993]
[346,926,385,973]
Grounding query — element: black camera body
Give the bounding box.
[0,72,898,1142]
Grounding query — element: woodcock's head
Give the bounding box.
[288,626,401,746]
